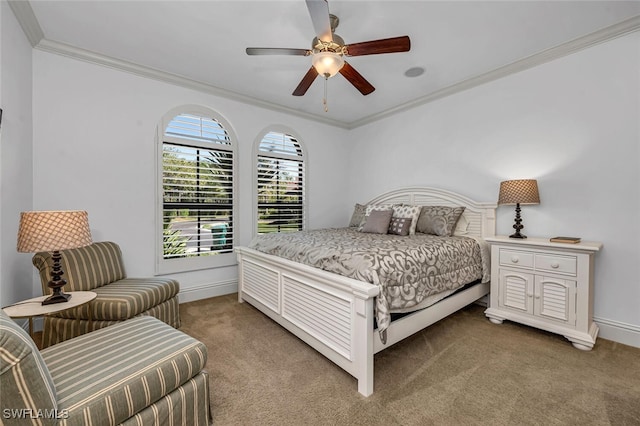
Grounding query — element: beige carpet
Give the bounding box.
[180,294,640,426]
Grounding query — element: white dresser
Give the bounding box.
[484,236,602,350]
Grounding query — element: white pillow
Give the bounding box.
[392,205,422,235]
[453,214,470,236]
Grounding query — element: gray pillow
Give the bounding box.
[358,204,396,230]
[388,217,411,236]
[361,209,393,234]
[349,203,367,227]
[416,206,466,236]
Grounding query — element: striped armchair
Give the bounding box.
[33,241,180,348]
[0,309,210,425]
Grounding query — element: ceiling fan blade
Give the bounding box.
[292,66,319,96]
[339,62,375,95]
[345,36,411,56]
[246,48,311,56]
[305,0,333,42]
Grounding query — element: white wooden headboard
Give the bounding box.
[366,187,496,238]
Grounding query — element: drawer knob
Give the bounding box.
[511,256,519,263]
[551,262,560,269]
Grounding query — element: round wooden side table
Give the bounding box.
[3,291,97,338]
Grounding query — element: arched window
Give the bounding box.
[157,107,237,273]
[256,130,306,234]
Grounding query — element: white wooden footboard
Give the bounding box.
[236,246,379,396]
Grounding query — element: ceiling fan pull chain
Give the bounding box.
[323,76,329,112]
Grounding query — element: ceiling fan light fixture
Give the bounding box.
[312,51,344,78]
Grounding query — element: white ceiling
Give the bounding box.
[14,1,640,128]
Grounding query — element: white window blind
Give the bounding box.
[162,114,234,259]
[257,131,305,234]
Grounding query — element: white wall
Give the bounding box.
[347,33,640,346]
[0,1,35,307]
[32,51,351,302]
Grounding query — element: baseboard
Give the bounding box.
[23,283,637,349]
[178,279,238,304]
[594,316,640,349]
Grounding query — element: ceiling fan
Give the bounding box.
[246,0,411,98]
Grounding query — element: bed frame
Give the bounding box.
[236,187,496,396]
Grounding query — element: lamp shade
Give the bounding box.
[312,51,345,78]
[498,179,540,205]
[17,210,92,253]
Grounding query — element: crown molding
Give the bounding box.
[348,14,640,129]
[10,0,639,130]
[7,0,44,47]
[34,39,351,130]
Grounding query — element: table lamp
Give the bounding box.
[497,179,540,239]
[17,210,93,305]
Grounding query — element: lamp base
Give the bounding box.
[42,249,72,305]
[509,231,527,239]
[509,203,527,239]
[42,290,71,305]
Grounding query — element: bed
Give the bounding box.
[235,187,496,396]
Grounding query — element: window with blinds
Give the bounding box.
[162,113,234,260]
[257,131,305,234]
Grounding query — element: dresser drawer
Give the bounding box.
[535,254,577,275]
[499,249,534,269]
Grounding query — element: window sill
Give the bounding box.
[156,251,237,275]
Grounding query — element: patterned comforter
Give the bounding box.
[248,228,490,335]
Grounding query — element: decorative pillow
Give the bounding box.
[453,214,470,236]
[416,206,466,236]
[388,217,411,236]
[349,203,367,227]
[393,204,422,235]
[358,204,396,230]
[361,209,393,234]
